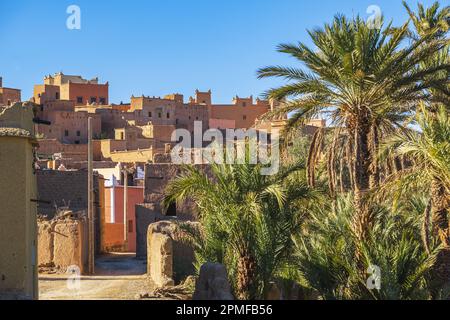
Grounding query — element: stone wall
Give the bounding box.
[37,214,89,274]
[147,221,197,287]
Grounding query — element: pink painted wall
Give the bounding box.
[104,185,144,252]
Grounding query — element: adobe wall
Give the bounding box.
[0,102,38,300]
[37,111,101,144]
[144,163,205,219]
[103,223,125,252]
[92,109,135,138]
[36,169,102,254]
[33,84,60,104]
[210,104,268,129]
[0,87,21,106]
[37,139,87,156]
[135,203,169,259]
[60,82,109,105]
[37,170,90,217]
[147,221,197,286]
[148,232,174,287]
[110,149,153,163]
[103,185,143,252]
[136,164,209,259]
[37,214,89,274]
[174,104,209,133]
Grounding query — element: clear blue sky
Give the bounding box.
[0,0,440,104]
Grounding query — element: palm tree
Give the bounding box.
[403,1,449,40]
[294,194,440,300]
[381,104,450,296]
[383,105,450,246]
[403,1,450,111]
[162,161,318,300]
[257,15,449,242]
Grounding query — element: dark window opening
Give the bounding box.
[121,173,134,186]
[166,202,177,217]
[243,115,247,120]
[99,97,106,105]
[7,100,11,106]
[167,112,170,119]
[77,97,83,104]
[128,220,134,233]
[55,92,60,100]
[64,130,69,137]
[76,131,81,137]
[148,112,152,118]
[90,97,97,104]
[75,140,80,145]
[158,113,162,118]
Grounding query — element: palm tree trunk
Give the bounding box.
[307,129,324,188]
[347,140,355,190]
[422,199,432,254]
[431,179,450,247]
[429,179,450,298]
[352,120,372,242]
[236,251,257,300]
[369,124,380,189]
[339,157,345,193]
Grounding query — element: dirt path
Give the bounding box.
[39,253,159,300]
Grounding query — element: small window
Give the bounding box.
[99,97,106,105]
[148,112,152,118]
[75,140,80,145]
[55,92,60,100]
[76,130,81,137]
[65,130,69,137]
[77,97,83,104]
[120,132,124,140]
[243,115,247,120]
[167,112,170,119]
[90,97,97,104]
[7,100,11,106]
[158,113,162,118]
